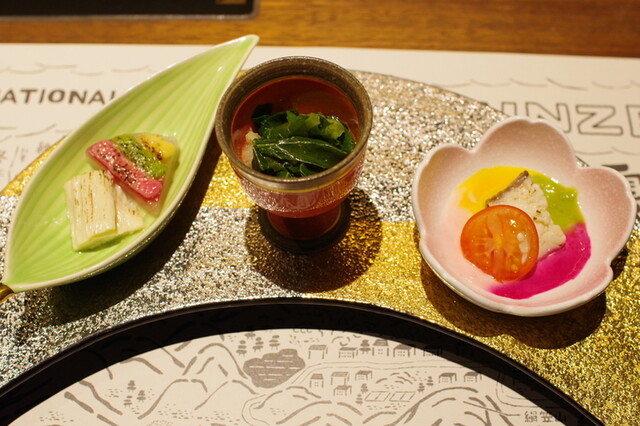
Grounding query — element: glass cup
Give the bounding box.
[215,56,372,252]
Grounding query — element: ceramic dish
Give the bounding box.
[412,116,636,317]
[215,56,373,251]
[0,35,258,296]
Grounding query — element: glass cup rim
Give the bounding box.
[215,56,373,192]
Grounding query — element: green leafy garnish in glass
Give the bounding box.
[250,108,355,178]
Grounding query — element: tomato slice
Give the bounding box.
[460,205,539,282]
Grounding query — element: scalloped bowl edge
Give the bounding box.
[412,116,637,317]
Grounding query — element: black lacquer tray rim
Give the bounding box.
[0,297,603,425]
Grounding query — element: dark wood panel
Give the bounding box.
[0,0,639,57]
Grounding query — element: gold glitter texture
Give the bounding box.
[1,71,638,425]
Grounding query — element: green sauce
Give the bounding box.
[113,135,167,179]
[531,173,584,230]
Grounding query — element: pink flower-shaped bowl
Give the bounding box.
[412,116,636,316]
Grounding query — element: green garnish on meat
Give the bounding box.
[112,134,168,179]
[250,108,355,178]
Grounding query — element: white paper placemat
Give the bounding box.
[12,328,576,425]
[2,43,629,424]
[2,44,640,204]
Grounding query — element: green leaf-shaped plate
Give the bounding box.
[1,35,258,295]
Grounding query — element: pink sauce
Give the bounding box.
[489,223,591,299]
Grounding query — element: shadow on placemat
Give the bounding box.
[244,189,383,293]
[423,265,606,349]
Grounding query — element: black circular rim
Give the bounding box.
[0,297,602,425]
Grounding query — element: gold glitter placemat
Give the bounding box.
[1,71,637,425]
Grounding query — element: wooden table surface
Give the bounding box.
[1,0,639,58]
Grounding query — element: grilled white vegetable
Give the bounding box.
[114,184,145,235]
[64,170,144,251]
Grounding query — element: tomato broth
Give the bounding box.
[229,76,364,223]
[231,76,360,150]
